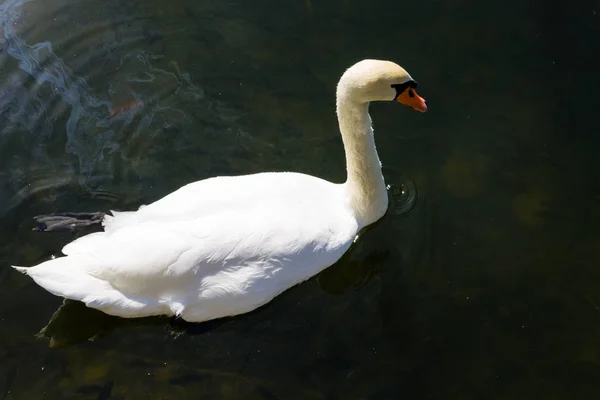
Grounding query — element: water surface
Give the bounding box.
[1,0,599,398]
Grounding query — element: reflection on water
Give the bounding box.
[1,0,599,398]
[0,0,236,219]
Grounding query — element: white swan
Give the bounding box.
[12,59,427,322]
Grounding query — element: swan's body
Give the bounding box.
[13,59,427,322]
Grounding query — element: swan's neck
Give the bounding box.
[337,95,388,228]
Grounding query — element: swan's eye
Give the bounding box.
[391,81,418,99]
[391,82,409,92]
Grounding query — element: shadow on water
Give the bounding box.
[29,182,419,349]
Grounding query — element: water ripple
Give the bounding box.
[389,179,419,216]
[0,0,227,213]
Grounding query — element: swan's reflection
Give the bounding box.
[38,243,392,348]
[38,298,238,347]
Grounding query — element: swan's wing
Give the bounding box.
[64,206,357,296]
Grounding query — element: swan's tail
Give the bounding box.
[33,212,106,232]
[11,258,150,318]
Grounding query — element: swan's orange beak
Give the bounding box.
[396,88,427,113]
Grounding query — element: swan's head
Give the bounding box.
[337,59,427,112]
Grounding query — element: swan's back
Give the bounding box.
[104,172,336,231]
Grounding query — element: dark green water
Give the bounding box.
[1,0,599,398]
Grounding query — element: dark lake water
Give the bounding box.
[1,0,599,398]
